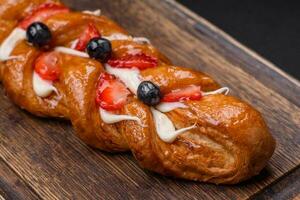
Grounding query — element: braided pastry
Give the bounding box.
[0,0,275,184]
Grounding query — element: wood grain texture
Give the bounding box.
[0,158,39,200]
[250,167,300,200]
[0,0,299,199]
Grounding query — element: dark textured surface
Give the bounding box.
[0,0,299,199]
[178,0,300,80]
[251,168,300,200]
[0,159,38,200]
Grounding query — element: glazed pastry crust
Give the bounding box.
[0,0,275,184]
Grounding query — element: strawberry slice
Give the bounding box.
[74,23,101,51]
[19,3,70,29]
[96,73,130,111]
[34,52,60,81]
[107,53,158,70]
[162,85,202,102]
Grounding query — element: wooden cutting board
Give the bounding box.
[1,0,300,199]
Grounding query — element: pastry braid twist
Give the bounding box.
[0,0,275,184]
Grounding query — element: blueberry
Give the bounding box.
[26,22,52,46]
[87,37,112,62]
[137,81,161,106]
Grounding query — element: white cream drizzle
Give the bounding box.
[0,19,202,143]
[54,47,89,58]
[99,108,142,125]
[0,28,26,61]
[70,39,79,49]
[156,102,187,113]
[32,71,58,97]
[82,9,101,16]
[103,33,130,41]
[0,24,205,141]
[105,64,194,142]
[103,33,151,44]
[132,37,151,44]
[151,108,196,143]
[105,64,141,94]
[202,87,230,96]
[5,55,22,61]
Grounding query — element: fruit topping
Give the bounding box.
[75,23,101,51]
[108,53,158,70]
[96,73,130,111]
[19,3,69,29]
[34,52,60,81]
[87,37,112,62]
[162,85,202,102]
[137,81,161,106]
[26,22,52,46]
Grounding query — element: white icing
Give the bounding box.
[156,102,187,113]
[151,108,196,143]
[103,33,150,44]
[105,64,141,94]
[132,37,151,44]
[82,9,101,16]
[126,45,142,55]
[99,108,142,125]
[0,28,26,61]
[202,87,230,96]
[54,47,89,58]
[5,55,22,61]
[70,39,79,49]
[32,71,58,97]
[105,61,193,143]
[103,33,131,41]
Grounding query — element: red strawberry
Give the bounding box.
[96,73,130,111]
[34,52,60,81]
[19,3,70,29]
[162,85,202,102]
[108,53,158,70]
[74,23,101,51]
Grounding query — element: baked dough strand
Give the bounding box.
[0,0,275,184]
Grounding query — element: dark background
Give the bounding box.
[177,0,300,80]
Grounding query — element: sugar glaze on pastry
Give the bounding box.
[0,0,275,184]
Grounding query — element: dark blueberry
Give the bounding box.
[86,37,112,62]
[26,22,52,46]
[137,81,162,106]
